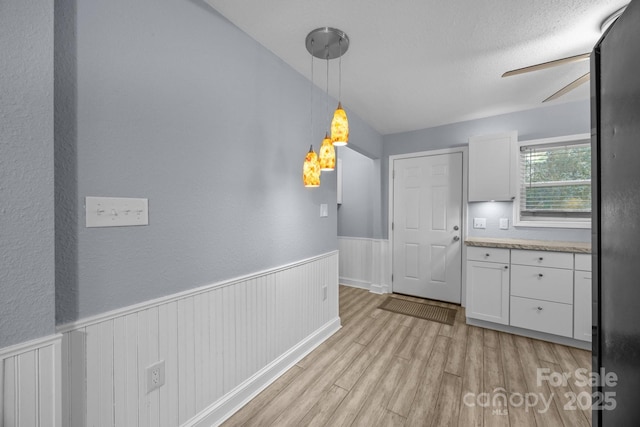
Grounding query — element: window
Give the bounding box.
[515,134,591,228]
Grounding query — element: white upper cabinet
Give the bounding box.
[468,131,518,202]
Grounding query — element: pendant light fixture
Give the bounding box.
[331,35,349,146]
[303,145,321,187]
[306,27,350,148]
[319,54,335,171]
[303,39,321,187]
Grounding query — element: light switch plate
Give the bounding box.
[86,197,149,227]
[499,218,510,229]
[473,218,486,229]
[320,204,328,217]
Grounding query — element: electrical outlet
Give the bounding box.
[146,360,165,393]
[473,218,486,229]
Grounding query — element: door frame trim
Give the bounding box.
[388,147,469,306]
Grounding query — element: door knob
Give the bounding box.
[453,236,460,242]
[453,225,459,231]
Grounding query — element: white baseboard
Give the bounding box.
[369,283,389,294]
[339,277,371,290]
[185,318,341,427]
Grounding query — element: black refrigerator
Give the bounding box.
[592,0,640,425]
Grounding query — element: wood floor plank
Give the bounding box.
[513,335,564,427]
[404,335,451,425]
[351,356,408,426]
[395,332,419,360]
[483,345,510,427]
[444,315,469,376]
[483,328,499,349]
[458,326,484,427]
[377,410,406,427]
[298,385,348,427]
[355,310,392,346]
[429,372,462,427]
[499,332,537,427]
[533,339,559,364]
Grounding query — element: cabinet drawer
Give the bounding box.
[575,254,592,272]
[510,296,573,337]
[467,246,510,263]
[511,250,573,269]
[510,265,574,304]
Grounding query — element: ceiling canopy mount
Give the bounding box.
[305,27,349,60]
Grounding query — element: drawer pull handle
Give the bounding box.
[538,257,544,261]
[538,273,544,278]
[504,266,509,269]
[485,253,490,257]
[536,306,543,311]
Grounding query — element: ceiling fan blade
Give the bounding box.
[542,72,591,103]
[502,53,590,77]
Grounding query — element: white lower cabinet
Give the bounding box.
[466,247,592,343]
[467,260,510,324]
[574,254,592,342]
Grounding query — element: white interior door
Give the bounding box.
[392,152,463,303]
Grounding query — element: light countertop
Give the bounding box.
[465,237,591,253]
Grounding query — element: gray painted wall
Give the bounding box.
[337,147,383,239]
[54,0,385,323]
[0,0,55,347]
[382,99,592,241]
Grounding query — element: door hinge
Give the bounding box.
[393,170,395,179]
[391,274,394,282]
[392,222,394,231]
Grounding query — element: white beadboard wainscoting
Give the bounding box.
[338,237,390,294]
[57,251,339,427]
[0,334,62,427]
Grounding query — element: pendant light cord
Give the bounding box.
[326,52,330,130]
[338,38,343,102]
[310,41,314,144]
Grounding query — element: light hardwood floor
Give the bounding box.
[222,285,592,427]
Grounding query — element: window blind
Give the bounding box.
[519,141,591,218]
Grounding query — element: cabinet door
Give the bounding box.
[466,261,510,324]
[574,271,592,342]
[468,131,517,201]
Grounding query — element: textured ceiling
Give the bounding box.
[204,0,627,135]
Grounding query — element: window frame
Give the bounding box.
[514,133,592,229]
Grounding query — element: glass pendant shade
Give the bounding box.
[331,102,349,146]
[319,133,335,171]
[303,145,321,187]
